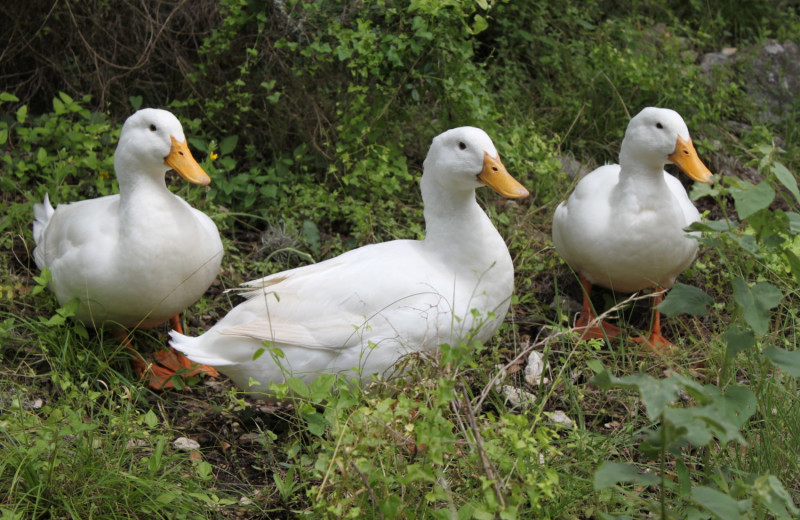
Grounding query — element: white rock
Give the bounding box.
[524,351,548,386]
[501,385,536,407]
[173,437,200,451]
[548,410,574,427]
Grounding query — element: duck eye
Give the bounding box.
[149,124,157,131]
[656,122,664,129]
[458,141,467,150]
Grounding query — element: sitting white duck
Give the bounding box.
[33,108,224,387]
[170,126,529,398]
[552,107,713,350]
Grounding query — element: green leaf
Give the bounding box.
[129,95,143,110]
[287,377,309,398]
[590,370,680,421]
[475,0,489,9]
[472,14,489,34]
[219,135,238,155]
[763,346,800,377]
[725,324,755,360]
[753,474,800,517]
[593,461,659,490]
[302,220,320,253]
[301,410,328,436]
[657,283,713,317]
[15,105,27,123]
[786,212,800,234]
[691,486,746,520]
[0,92,20,102]
[731,277,782,336]
[143,409,158,428]
[732,181,775,220]
[715,385,757,429]
[771,162,800,205]
[308,373,336,401]
[686,219,734,233]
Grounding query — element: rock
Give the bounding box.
[739,40,800,123]
[501,385,536,407]
[524,351,547,386]
[548,410,574,427]
[700,47,737,73]
[173,437,200,451]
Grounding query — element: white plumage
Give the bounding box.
[552,107,713,348]
[171,127,529,397]
[33,108,223,386]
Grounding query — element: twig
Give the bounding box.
[349,461,385,520]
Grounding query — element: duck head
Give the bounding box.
[620,107,713,184]
[115,108,210,185]
[423,127,529,199]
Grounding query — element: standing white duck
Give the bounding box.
[552,107,713,350]
[170,127,529,398]
[32,108,223,387]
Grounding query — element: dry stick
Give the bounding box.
[457,379,507,508]
[349,461,385,520]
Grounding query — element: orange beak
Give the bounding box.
[165,136,211,186]
[668,135,713,184]
[477,152,530,199]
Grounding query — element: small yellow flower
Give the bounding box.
[210,152,219,161]
[98,171,110,179]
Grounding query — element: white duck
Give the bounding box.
[552,107,713,350]
[170,127,529,398]
[33,108,224,387]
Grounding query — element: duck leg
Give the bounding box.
[114,330,178,389]
[575,273,620,340]
[151,315,220,379]
[632,290,675,352]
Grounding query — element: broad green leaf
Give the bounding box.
[676,458,691,496]
[782,249,800,285]
[732,181,775,220]
[786,212,800,234]
[686,219,734,233]
[590,370,680,421]
[715,385,757,428]
[475,0,489,9]
[143,409,158,428]
[309,373,337,401]
[0,92,19,102]
[287,377,309,398]
[53,97,65,114]
[15,105,27,123]
[691,486,747,520]
[763,346,800,377]
[753,474,800,517]
[771,161,800,205]
[302,219,320,253]
[472,14,489,34]
[301,410,328,436]
[219,135,238,155]
[129,95,143,110]
[657,283,713,317]
[685,508,713,520]
[725,324,755,360]
[593,461,659,490]
[732,277,783,336]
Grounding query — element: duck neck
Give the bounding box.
[117,167,179,238]
[616,150,669,201]
[420,174,498,254]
